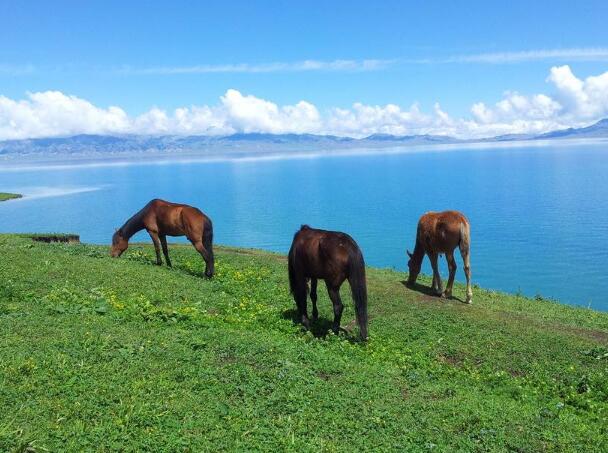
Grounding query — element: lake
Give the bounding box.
[1,141,607,310]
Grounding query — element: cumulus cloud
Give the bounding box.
[0,91,130,140]
[2,65,608,141]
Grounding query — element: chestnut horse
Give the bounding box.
[288,225,368,340]
[110,199,214,278]
[406,211,472,303]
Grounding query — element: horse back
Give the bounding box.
[143,199,207,238]
[290,226,356,280]
[418,211,468,253]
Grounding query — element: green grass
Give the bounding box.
[0,234,607,452]
[0,193,22,202]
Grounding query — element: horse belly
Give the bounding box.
[157,219,185,237]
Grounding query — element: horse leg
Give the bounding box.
[148,231,163,265]
[426,253,438,291]
[445,252,457,298]
[326,283,344,335]
[191,240,213,278]
[160,235,172,267]
[429,252,443,296]
[310,278,319,321]
[294,278,310,329]
[460,248,473,304]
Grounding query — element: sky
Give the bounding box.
[1,0,608,139]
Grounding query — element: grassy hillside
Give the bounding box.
[0,234,607,452]
[0,193,22,202]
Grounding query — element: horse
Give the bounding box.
[288,225,368,340]
[406,211,472,303]
[110,199,214,278]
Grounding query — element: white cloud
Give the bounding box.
[443,48,608,64]
[547,65,608,119]
[121,59,392,75]
[219,89,321,134]
[118,48,608,75]
[2,65,608,141]
[0,91,130,140]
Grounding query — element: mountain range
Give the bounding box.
[1,118,608,160]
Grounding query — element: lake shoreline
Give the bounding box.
[0,192,23,202]
[2,136,608,172]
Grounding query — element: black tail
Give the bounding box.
[288,239,303,296]
[347,245,368,340]
[202,218,214,277]
[288,245,296,295]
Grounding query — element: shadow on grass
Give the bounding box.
[281,308,365,343]
[400,280,466,304]
[173,263,207,279]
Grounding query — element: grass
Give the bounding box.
[0,193,22,202]
[0,233,607,452]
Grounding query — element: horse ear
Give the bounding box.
[407,250,413,258]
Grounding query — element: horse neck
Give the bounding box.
[412,239,425,265]
[119,212,145,240]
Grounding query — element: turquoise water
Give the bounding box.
[1,143,607,310]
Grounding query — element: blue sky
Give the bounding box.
[1,1,608,139]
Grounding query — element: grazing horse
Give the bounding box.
[406,211,472,303]
[288,225,368,340]
[110,199,214,278]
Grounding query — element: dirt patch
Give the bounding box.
[344,318,358,331]
[563,325,608,342]
[217,247,287,261]
[494,309,608,343]
[508,368,526,378]
[317,370,342,381]
[418,294,440,303]
[317,371,333,381]
[438,353,464,367]
[30,234,80,244]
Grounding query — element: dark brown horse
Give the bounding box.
[407,211,472,303]
[110,199,214,278]
[288,225,368,340]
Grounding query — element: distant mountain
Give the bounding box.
[363,133,458,144]
[1,118,607,160]
[0,132,457,157]
[534,118,608,139]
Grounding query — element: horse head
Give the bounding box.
[110,228,128,257]
[406,249,421,286]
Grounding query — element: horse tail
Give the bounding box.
[288,243,297,295]
[458,218,470,255]
[202,216,214,276]
[348,245,368,340]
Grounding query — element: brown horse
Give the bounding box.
[110,199,214,278]
[406,211,472,303]
[288,225,368,340]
